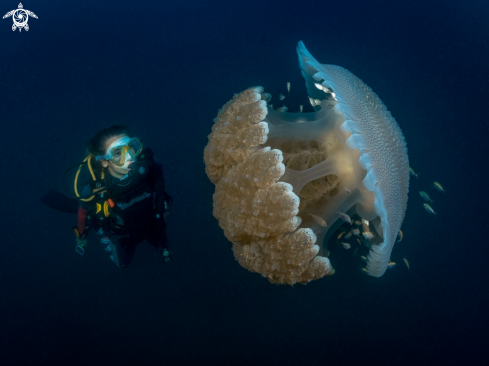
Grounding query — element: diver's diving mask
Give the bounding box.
[96,136,143,166]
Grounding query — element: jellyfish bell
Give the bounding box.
[204,42,409,284]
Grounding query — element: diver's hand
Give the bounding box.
[75,237,87,255]
[73,226,88,255]
[76,237,87,247]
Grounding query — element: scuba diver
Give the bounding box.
[42,125,173,268]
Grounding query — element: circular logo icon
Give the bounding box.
[139,167,145,175]
[13,9,27,27]
[96,182,102,188]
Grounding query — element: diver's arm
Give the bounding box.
[77,184,93,238]
[77,206,89,237]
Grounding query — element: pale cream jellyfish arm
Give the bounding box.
[203,42,409,285]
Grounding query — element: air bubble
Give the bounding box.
[224,121,229,125]
[246,174,250,179]
[254,178,258,182]
[253,210,259,216]
[237,116,242,120]
[260,233,265,238]
[243,139,247,143]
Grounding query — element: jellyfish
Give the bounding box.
[204,42,409,284]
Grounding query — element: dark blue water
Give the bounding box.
[1,0,487,364]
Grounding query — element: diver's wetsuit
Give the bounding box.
[77,156,170,267]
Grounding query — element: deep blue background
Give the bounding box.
[1,0,488,365]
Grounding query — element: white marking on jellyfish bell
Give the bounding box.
[346,133,367,150]
[341,119,362,134]
[362,169,378,191]
[359,154,374,170]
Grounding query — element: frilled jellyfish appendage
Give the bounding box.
[204,42,409,283]
[204,88,334,285]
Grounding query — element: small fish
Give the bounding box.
[279,93,285,100]
[354,220,361,225]
[360,267,368,274]
[360,256,367,263]
[337,232,345,239]
[403,258,410,270]
[299,105,303,113]
[344,232,353,239]
[423,203,437,215]
[309,214,327,228]
[387,261,396,269]
[352,228,360,236]
[308,96,315,107]
[338,212,352,224]
[419,191,433,204]
[342,242,351,250]
[397,230,403,242]
[362,231,374,240]
[276,106,288,112]
[433,182,445,193]
[356,239,361,245]
[314,83,322,91]
[343,186,351,194]
[313,99,322,106]
[409,167,419,179]
[287,82,291,93]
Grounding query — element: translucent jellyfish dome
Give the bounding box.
[204,42,409,285]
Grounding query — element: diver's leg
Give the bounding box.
[147,228,171,263]
[114,235,136,268]
[103,234,135,268]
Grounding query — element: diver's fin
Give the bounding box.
[41,190,79,214]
